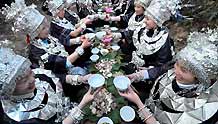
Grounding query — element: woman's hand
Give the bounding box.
[126,70,147,83]
[82,18,93,25]
[78,88,101,109]
[81,35,92,48]
[118,86,142,106]
[78,74,93,84]
[103,31,113,39]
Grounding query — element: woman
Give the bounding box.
[113,0,135,16]
[119,29,218,124]
[105,0,151,29]
[2,0,92,99]
[108,0,177,80]
[0,47,100,124]
[45,0,95,65]
[44,0,93,46]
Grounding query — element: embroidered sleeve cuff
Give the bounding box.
[75,46,84,56]
[66,75,82,85]
[137,106,153,122]
[70,37,81,45]
[69,106,84,123]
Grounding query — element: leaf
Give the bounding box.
[107,85,116,94]
[112,63,121,71]
[108,109,121,123]
[89,64,98,73]
[106,77,114,87]
[83,104,98,122]
[116,97,126,105]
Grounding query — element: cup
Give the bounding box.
[111,45,120,51]
[110,27,118,32]
[98,9,103,12]
[96,31,106,40]
[88,74,105,92]
[120,106,135,122]
[100,49,109,56]
[97,117,113,124]
[99,14,106,20]
[104,25,110,29]
[91,47,100,54]
[113,76,131,92]
[85,33,95,41]
[87,15,95,20]
[90,54,99,62]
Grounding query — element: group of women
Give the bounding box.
[0,0,217,124]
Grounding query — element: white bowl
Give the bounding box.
[88,74,105,89]
[104,25,110,29]
[87,15,95,20]
[90,54,99,62]
[85,33,95,41]
[96,31,106,40]
[99,14,106,20]
[111,45,120,51]
[98,9,102,12]
[120,106,135,122]
[110,27,118,32]
[91,47,100,54]
[94,14,99,19]
[97,117,113,124]
[100,49,109,56]
[113,76,131,91]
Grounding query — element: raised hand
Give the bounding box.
[79,88,101,108]
[81,35,92,48]
[126,70,146,83]
[82,18,93,25]
[78,74,93,84]
[118,86,141,105]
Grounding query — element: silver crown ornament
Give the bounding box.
[1,0,45,38]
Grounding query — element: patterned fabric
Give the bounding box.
[127,13,145,30]
[147,69,218,124]
[0,48,31,97]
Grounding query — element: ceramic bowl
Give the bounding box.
[113,76,131,91]
[120,106,135,122]
[90,54,99,62]
[88,74,105,89]
[97,117,113,124]
[96,31,106,40]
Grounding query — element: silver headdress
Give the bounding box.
[1,0,45,38]
[176,28,218,91]
[46,0,77,16]
[145,0,181,26]
[77,0,93,6]
[134,0,152,9]
[64,0,77,9]
[0,47,31,97]
[46,0,65,16]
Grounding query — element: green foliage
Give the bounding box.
[181,0,218,27]
[83,47,127,123]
